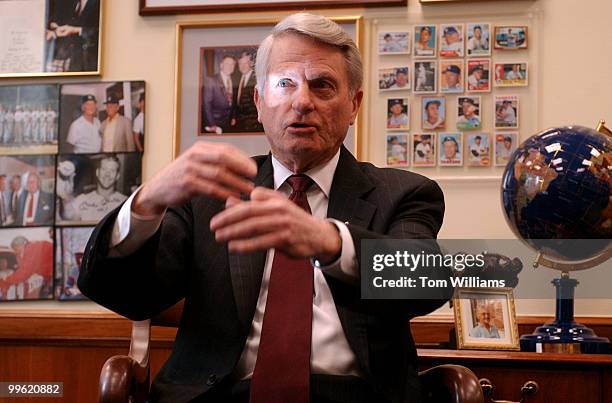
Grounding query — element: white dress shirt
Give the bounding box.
[110,149,361,380]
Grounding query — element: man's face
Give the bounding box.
[446,32,459,44]
[472,69,482,80]
[390,103,403,116]
[462,101,474,117]
[238,55,253,75]
[475,137,481,145]
[106,103,119,118]
[513,64,520,72]
[474,28,482,39]
[254,34,362,170]
[96,159,120,190]
[220,57,236,76]
[504,139,512,150]
[443,140,456,158]
[420,29,430,43]
[395,72,407,87]
[426,104,439,120]
[479,311,491,326]
[445,71,459,87]
[82,100,97,117]
[26,174,39,193]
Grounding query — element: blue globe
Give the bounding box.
[501,125,611,262]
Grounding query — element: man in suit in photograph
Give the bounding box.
[17,172,54,226]
[100,96,135,152]
[79,13,449,403]
[230,51,263,133]
[203,55,237,134]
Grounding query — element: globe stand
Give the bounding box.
[520,269,610,354]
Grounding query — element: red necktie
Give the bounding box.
[250,174,314,403]
[25,194,34,224]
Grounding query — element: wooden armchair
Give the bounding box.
[99,301,484,403]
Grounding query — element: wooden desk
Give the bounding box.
[418,349,612,403]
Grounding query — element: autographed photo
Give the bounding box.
[0,84,59,155]
[0,155,55,227]
[0,226,53,302]
[59,81,146,154]
[199,46,263,135]
[55,153,141,225]
[55,226,94,300]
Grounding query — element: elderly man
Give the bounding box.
[79,13,448,403]
[65,94,101,154]
[100,96,135,152]
[203,55,238,134]
[17,172,54,226]
[231,51,263,133]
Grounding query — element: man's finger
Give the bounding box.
[214,216,282,242]
[191,177,243,202]
[227,232,288,255]
[193,163,254,195]
[210,198,288,230]
[250,186,283,201]
[191,142,257,179]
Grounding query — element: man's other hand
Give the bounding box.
[210,187,341,261]
[133,142,257,216]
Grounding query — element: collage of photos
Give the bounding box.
[0,81,144,302]
[379,22,528,169]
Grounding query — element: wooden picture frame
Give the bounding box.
[453,287,520,351]
[0,0,102,78]
[173,17,364,159]
[140,0,405,15]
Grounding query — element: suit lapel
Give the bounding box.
[327,146,376,228]
[228,155,273,335]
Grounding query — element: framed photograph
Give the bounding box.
[55,226,94,300]
[59,81,146,154]
[466,59,491,93]
[494,26,528,50]
[0,0,101,78]
[412,133,436,167]
[494,62,528,87]
[140,0,406,15]
[199,46,262,135]
[439,60,464,94]
[413,25,436,58]
[422,97,446,130]
[386,98,410,130]
[466,133,491,167]
[456,96,481,131]
[494,132,518,167]
[413,61,437,94]
[0,84,59,155]
[494,95,519,129]
[0,155,55,228]
[0,227,53,302]
[386,134,409,166]
[175,18,363,158]
[378,32,410,55]
[55,153,141,226]
[439,24,464,58]
[466,23,491,57]
[439,132,463,166]
[453,288,520,350]
[379,67,411,91]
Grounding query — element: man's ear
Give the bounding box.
[254,87,262,123]
[349,90,364,126]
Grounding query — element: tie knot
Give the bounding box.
[286,174,314,193]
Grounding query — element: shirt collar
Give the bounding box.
[271,149,340,198]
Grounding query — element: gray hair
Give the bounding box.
[255,13,363,97]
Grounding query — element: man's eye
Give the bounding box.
[313,80,333,89]
[278,79,292,88]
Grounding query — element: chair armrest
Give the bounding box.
[99,319,152,403]
[419,364,484,403]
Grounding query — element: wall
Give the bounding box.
[0,0,610,316]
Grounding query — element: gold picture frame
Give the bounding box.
[0,0,103,79]
[453,287,520,351]
[173,16,364,159]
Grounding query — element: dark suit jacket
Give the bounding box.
[16,191,54,226]
[78,146,449,403]
[202,74,233,131]
[231,72,263,133]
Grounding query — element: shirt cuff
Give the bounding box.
[109,187,165,256]
[311,219,359,285]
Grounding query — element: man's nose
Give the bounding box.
[291,84,315,115]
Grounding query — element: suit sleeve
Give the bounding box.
[77,202,193,320]
[344,178,452,319]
